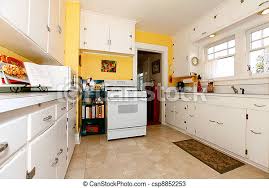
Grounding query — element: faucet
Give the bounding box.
[231,85,239,94]
[240,88,245,95]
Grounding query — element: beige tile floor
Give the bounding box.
[65,125,269,179]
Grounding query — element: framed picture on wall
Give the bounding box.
[152,59,160,74]
[101,60,117,73]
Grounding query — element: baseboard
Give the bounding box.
[75,133,81,144]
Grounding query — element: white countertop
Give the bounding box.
[165,92,269,99]
[0,92,68,113]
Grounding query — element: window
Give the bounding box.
[206,38,235,78]
[249,25,269,74]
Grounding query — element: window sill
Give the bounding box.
[201,74,269,83]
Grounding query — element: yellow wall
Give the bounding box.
[64,1,81,132]
[135,30,175,86]
[64,0,80,75]
[81,53,133,80]
[0,46,31,62]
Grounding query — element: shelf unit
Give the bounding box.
[81,80,106,136]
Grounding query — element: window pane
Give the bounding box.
[250,49,265,74]
[264,37,269,46]
[228,40,235,48]
[214,56,234,78]
[215,50,228,58]
[208,54,214,60]
[263,27,269,38]
[252,30,262,41]
[228,48,235,55]
[251,40,262,50]
[208,47,214,54]
[215,42,227,52]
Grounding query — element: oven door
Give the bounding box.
[106,98,147,130]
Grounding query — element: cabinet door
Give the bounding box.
[175,100,188,130]
[247,110,269,168]
[48,0,60,60]
[173,31,190,77]
[195,103,210,140]
[28,0,50,51]
[55,114,67,179]
[186,103,197,135]
[57,0,65,64]
[109,21,135,54]
[0,0,29,34]
[67,108,76,164]
[28,125,57,179]
[80,11,110,51]
[206,104,246,157]
[165,100,175,126]
[0,149,27,179]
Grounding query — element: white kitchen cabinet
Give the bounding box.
[186,102,197,136]
[109,20,135,54]
[28,0,50,52]
[80,11,110,52]
[165,100,176,126]
[28,123,57,179]
[0,149,27,179]
[67,108,76,164]
[173,31,190,77]
[80,10,136,55]
[175,100,188,130]
[246,109,269,168]
[55,114,67,179]
[0,0,29,35]
[48,0,65,64]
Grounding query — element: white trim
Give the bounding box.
[75,133,81,145]
[133,42,169,124]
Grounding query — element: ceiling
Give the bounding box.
[80,0,225,35]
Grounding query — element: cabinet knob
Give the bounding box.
[129,34,133,38]
[0,142,8,153]
[51,158,59,167]
[84,42,87,46]
[46,25,51,32]
[58,25,62,34]
[84,27,87,31]
[129,47,133,51]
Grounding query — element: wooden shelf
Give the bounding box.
[0,16,61,65]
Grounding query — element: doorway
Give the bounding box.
[137,50,162,125]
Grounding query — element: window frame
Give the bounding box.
[205,36,236,79]
[247,23,269,75]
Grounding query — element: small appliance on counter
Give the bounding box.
[207,82,214,93]
[176,82,185,92]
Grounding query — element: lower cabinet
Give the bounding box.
[67,108,76,165]
[246,110,269,168]
[55,114,68,179]
[165,100,175,126]
[28,123,58,179]
[175,100,188,130]
[0,148,27,179]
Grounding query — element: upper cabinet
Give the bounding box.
[0,0,29,35]
[47,0,65,64]
[0,0,65,65]
[190,0,269,42]
[80,10,136,55]
[28,0,50,52]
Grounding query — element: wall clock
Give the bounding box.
[191,57,199,66]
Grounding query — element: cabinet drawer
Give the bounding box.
[0,116,27,165]
[0,148,27,179]
[56,102,67,119]
[247,99,269,112]
[28,105,56,141]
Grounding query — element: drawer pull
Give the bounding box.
[209,120,216,123]
[0,142,8,153]
[189,115,194,118]
[51,158,59,167]
[43,115,53,122]
[57,149,63,156]
[254,104,266,108]
[251,130,262,135]
[259,1,269,7]
[61,107,66,111]
[216,122,224,125]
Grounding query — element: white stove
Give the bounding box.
[104,80,147,140]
